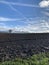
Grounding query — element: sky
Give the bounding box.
[0,0,49,33]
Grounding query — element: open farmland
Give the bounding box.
[0,33,49,61]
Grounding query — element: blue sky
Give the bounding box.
[0,0,49,33]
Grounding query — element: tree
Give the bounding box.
[9,29,12,33]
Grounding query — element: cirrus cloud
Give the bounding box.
[41,11,49,16]
[0,0,39,8]
[0,17,25,22]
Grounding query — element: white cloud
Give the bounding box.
[42,11,49,16]
[0,19,49,33]
[10,20,49,33]
[39,0,49,7]
[0,0,39,8]
[2,24,39,33]
[0,17,25,22]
